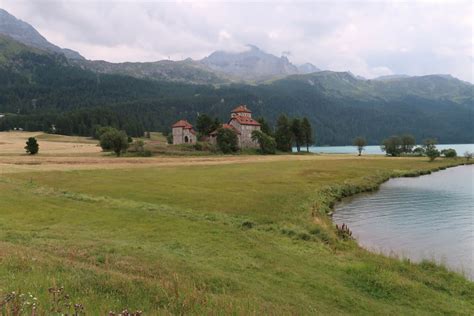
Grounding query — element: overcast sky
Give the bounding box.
[1,0,472,82]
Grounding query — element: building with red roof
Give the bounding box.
[172,119,196,144]
[208,105,261,149]
[172,105,261,149]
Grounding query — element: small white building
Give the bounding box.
[172,120,197,145]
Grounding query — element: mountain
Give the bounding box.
[297,63,321,74]
[0,34,472,145]
[200,45,301,82]
[73,58,228,85]
[0,9,324,83]
[373,74,411,81]
[0,8,84,60]
[283,71,473,105]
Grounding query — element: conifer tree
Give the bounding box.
[301,117,313,152]
[25,137,39,155]
[275,114,292,152]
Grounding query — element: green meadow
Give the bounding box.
[1,157,473,314]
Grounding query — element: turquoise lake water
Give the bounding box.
[307,144,474,155]
[333,165,474,280]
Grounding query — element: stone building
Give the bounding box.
[210,105,261,148]
[172,119,197,144]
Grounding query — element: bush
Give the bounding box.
[216,128,238,154]
[24,137,39,155]
[128,140,152,157]
[464,151,473,161]
[193,142,216,152]
[381,136,402,156]
[167,133,173,144]
[100,128,129,156]
[423,139,440,162]
[412,147,425,156]
[130,140,145,152]
[134,150,152,157]
[251,130,276,154]
[93,126,115,140]
[353,137,367,156]
[441,148,457,158]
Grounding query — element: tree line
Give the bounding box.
[1,44,472,146]
[353,134,463,161]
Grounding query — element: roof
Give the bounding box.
[230,115,261,126]
[172,119,193,129]
[231,105,252,113]
[210,124,241,135]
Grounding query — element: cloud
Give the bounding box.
[0,0,472,82]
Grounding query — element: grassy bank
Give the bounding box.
[0,156,473,314]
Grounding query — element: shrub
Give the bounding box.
[251,130,276,154]
[381,136,402,156]
[353,137,367,156]
[216,128,238,153]
[24,137,39,155]
[130,140,145,152]
[93,125,115,140]
[336,223,353,241]
[100,128,129,156]
[441,148,457,158]
[193,142,216,152]
[464,151,473,161]
[412,147,425,156]
[423,139,440,162]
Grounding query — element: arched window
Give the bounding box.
[184,136,189,143]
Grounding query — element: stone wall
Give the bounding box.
[173,127,195,144]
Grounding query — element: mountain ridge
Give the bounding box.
[0,34,472,146]
[0,8,84,60]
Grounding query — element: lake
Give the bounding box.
[306,144,474,155]
[333,165,474,280]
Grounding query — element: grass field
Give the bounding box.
[0,132,473,314]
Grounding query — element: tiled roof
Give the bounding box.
[172,119,193,129]
[210,124,241,135]
[230,115,261,126]
[231,105,252,113]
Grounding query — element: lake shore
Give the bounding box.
[1,132,473,314]
[332,164,473,279]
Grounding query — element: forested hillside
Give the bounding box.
[0,35,472,145]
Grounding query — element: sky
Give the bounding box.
[0,0,472,82]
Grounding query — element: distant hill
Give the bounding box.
[73,58,228,85]
[0,8,84,60]
[283,71,473,106]
[0,34,472,145]
[76,46,322,84]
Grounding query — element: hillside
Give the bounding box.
[0,8,83,60]
[73,58,229,85]
[0,35,472,145]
